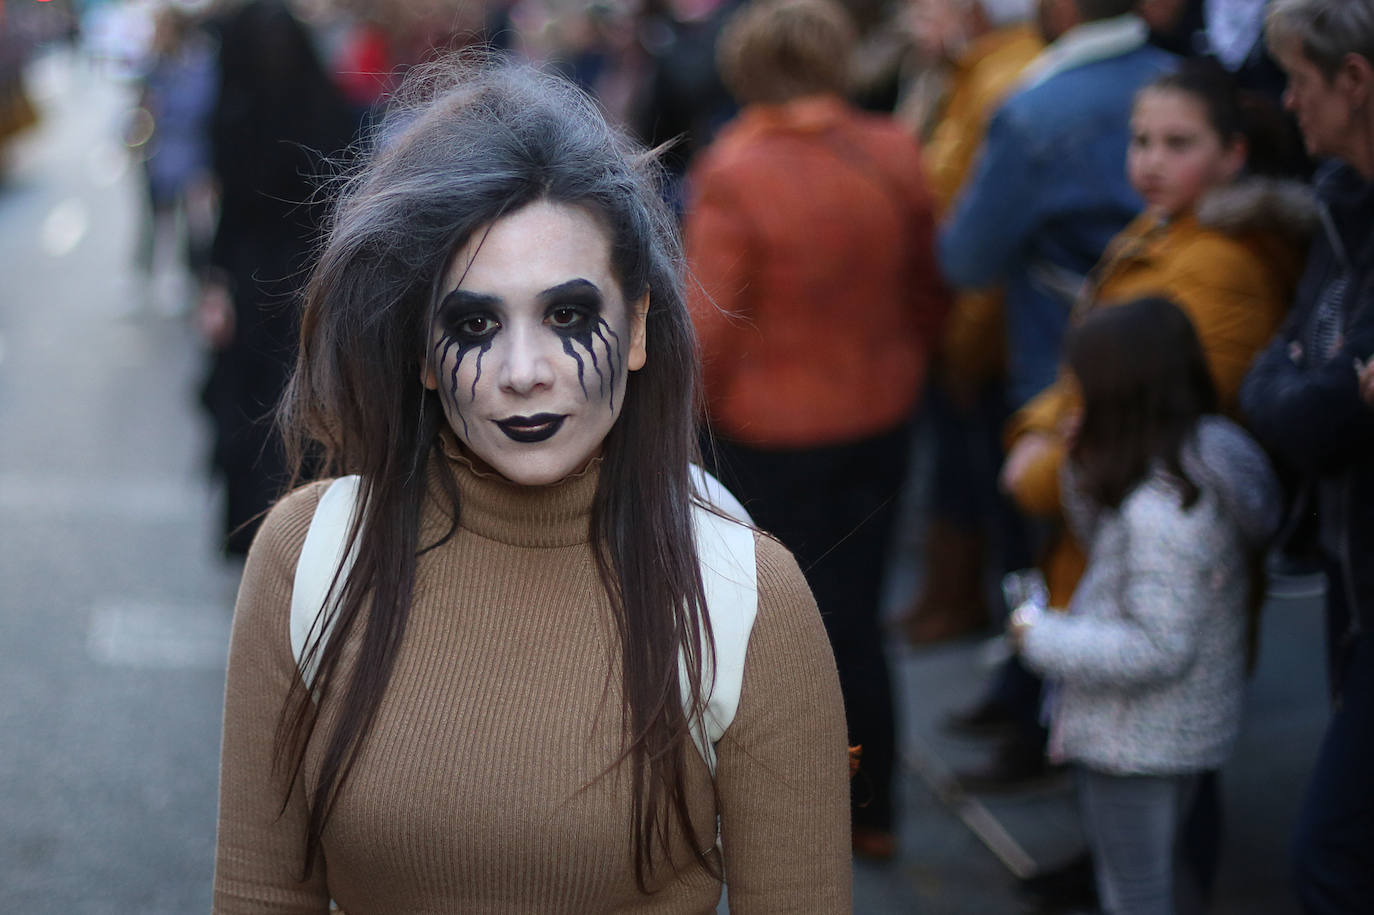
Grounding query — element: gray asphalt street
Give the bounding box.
[0,53,1334,915]
[1,50,240,914]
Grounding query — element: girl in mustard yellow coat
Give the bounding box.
[1003,61,1314,600]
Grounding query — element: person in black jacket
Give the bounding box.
[1240,2,1374,911]
[197,0,356,556]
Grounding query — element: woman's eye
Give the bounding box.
[548,306,591,332]
[456,315,498,339]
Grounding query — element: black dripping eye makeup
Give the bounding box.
[541,278,604,334]
[437,289,502,342]
[432,288,501,438]
[430,276,629,438]
[544,279,625,410]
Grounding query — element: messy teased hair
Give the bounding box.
[276,54,716,892]
[1066,297,1218,511]
[717,0,857,105]
[1266,0,1374,79]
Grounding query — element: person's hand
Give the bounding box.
[197,280,235,349]
[1007,602,1041,651]
[1000,431,1057,495]
[1357,357,1374,407]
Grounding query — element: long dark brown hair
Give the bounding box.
[275,55,716,891]
[1066,296,1218,510]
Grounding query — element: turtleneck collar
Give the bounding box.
[424,434,600,549]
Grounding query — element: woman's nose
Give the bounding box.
[497,327,555,395]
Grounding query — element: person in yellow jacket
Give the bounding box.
[897,0,1043,642]
[1004,59,1314,606]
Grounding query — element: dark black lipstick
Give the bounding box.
[494,413,566,443]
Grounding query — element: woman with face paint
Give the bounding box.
[211,58,852,912]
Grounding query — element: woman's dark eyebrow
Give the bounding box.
[439,288,501,310]
[538,278,602,304]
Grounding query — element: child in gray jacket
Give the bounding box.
[1011,297,1281,915]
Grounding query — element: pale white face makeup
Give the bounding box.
[424,200,648,486]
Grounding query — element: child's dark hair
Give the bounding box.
[1139,58,1305,178]
[1066,297,1218,511]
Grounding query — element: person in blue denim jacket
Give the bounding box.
[938,0,1175,411]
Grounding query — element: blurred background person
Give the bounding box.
[197,0,356,557]
[685,0,948,859]
[0,0,40,171]
[1014,296,1281,915]
[1139,0,1291,99]
[1240,1,1374,910]
[632,0,741,211]
[129,2,216,314]
[1002,59,1310,908]
[934,0,1174,797]
[893,0,1041,646]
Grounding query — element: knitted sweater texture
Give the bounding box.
[212,454,852,914]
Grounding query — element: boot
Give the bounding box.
[896,520,990,645]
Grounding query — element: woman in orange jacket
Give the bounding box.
[685,0,947,858]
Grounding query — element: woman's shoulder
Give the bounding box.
[734,530,842,714]
[230,480,337,664]
[752,531,809,601]
[750,531,825,633]
[245,478,335,572]
[1164,222,1269,277]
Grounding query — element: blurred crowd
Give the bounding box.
[7,0,1374,910]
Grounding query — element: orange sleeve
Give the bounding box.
[902,149,952,348]
[1007,436,1067,517]
[1006,375,1077,443]
[1003,376,1079,517]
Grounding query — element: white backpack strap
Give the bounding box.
[690,463,751,525]
[684,466,758,777]
[291,475,364,691]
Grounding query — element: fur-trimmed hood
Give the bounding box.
[1088,176,1307,410]
[1196,176,1320,241]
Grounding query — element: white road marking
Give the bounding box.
[40,198,90,257]
[87,600,229,670]
[902,740,1041,880]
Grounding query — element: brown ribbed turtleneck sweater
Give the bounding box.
[213,452,851,913]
